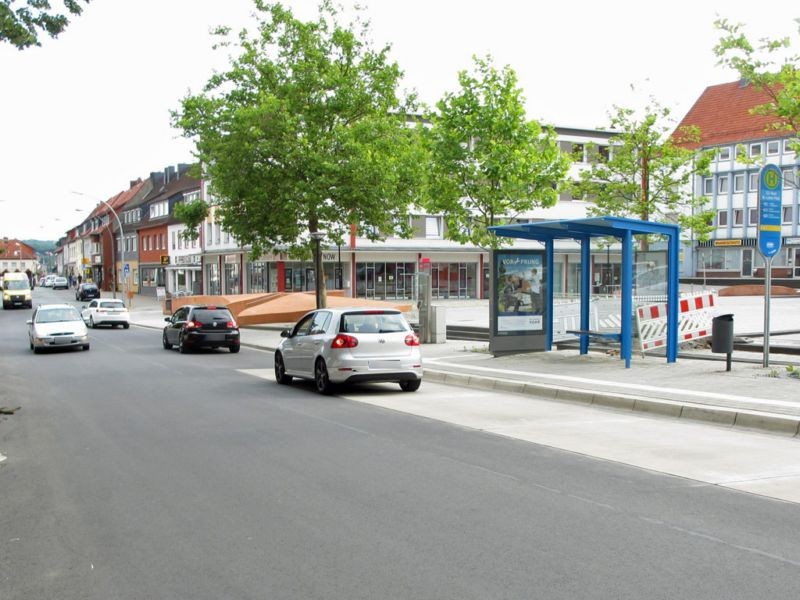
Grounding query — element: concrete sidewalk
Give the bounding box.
[127,292,800,438]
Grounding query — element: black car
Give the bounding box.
[76,283,101,301]
[162,304,240,353]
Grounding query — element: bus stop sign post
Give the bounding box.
[757,164,783,368]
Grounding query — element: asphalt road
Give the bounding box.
[2,288,800,599]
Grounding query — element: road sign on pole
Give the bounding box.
[123,263,130,276]
[757,164,783,368]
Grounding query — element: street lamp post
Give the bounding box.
[72,192,126,303]
[310,231,325,309]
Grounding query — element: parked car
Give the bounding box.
[274,308,423,394]
[27,303,90,353]
[52,276,69,290]
[162,304,240,353]
[75,282,101,301]
[81,298,130,328]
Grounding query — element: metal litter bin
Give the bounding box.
[711,314,734,371]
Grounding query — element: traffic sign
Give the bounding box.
[123,263,130,275]
[757,164,783,258]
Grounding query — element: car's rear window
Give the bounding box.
[100,301,125,309]
[192,309,233,323]
[340,312,408,334]
[84,284,98,290]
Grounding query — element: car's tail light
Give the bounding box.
[226,320,237,328]
[331,334,359,349]
[185,320,201,329]
[404,334,420,346]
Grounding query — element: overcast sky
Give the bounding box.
[1,0,796,241]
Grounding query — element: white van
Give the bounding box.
[2,272,33,309]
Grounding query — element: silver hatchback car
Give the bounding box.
[274,308,423,394]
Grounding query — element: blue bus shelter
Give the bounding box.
[489,217,680,368]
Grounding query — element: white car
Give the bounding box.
[274,307,423,394]
[52,276,69,290]
[27,304,90,353]
[43,275,55,288]
[81,298,130,328]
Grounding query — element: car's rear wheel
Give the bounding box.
[314,359,334,395]
[274,353,292,384]
[162,331,173,350]
[89,316,96,329]
[123,323,130,329]
[178,334,189,354]
[399,379,421,392]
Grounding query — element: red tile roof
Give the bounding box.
[673,79,786,149]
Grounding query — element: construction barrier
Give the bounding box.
[552,299,600,341]
[636,292,718,354]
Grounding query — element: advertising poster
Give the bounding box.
[493,250,546,335]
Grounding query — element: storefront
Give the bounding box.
[139,263,167,296]
[167,254,202,294]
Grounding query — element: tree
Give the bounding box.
[571,101,714,246]
[172,0,427,307]
[1,0,89,50]
[425,55,569,250]
[714,18,800,157]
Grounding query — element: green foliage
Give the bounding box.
[1,0,88,49]
[715,18,800,157]
[786,364,800,379]
[172,0,427,261]
[425,55,569,250]
[571,101,714,243]
[173,199,208,242]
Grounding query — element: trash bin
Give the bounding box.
[711,314,734,354]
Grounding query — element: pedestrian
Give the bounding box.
[78,274,82,286]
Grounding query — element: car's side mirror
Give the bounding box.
[82,305,87,309]
[164,317,171,323]
[280,329,291,338]
[25,319,32,325]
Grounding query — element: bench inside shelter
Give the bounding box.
[565,329,622,344]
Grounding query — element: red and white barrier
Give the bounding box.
[636,292,717,354]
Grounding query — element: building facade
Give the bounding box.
[674,80,800,282]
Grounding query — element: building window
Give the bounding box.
[717,210,728,227]
[718,175,729,194]
[718,146,731,160]
[206,223,213,246]
[748,208,758,226]
[733,173,744,193]
[703,178,713,195]
[766,140,780,156]
[783,168,796,188]
[425,216,442,238]
[750,143,762,158]
[214,224,221,244]
[572,143,586,162]
[783,206,792,224]
[749,172,759,192]
[171,231,176,250]
[785,139,796,154]
[733,209,743,226]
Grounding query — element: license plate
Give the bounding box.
[368,360,401,370]
[53,337,71,345]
